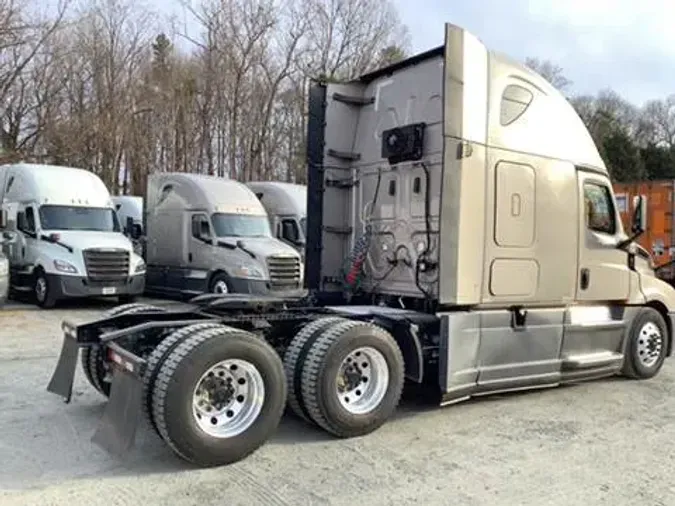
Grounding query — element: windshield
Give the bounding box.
[211,213,272,238]
[300,217,306,237]
[39,205,121,232]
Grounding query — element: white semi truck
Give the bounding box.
[0,163,146,308]
[48,23,675,469]
[246,181,307,258]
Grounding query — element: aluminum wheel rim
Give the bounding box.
[192,359,265,438]
[213,280,228,294]
[637,321,663,368]
[35,277,47,302]
[336,346,389,415]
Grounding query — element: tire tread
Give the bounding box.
[282,316,348,422]
[143,322,226,435]
[152,324,246,464]
[300,320,404,437]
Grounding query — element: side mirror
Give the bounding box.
[125,216,134,235]
[632,196,647,234]
[199,224,210,242]
[16,211,26,232]
[130,223,142,240]
[0,209,6,229]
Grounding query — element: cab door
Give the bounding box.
[575,170,630,302]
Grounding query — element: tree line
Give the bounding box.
[1,0,669,197]
[0,0,409,195]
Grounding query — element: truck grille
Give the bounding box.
[267,256,301,290]
[83,248,130,282]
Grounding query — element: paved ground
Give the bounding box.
[1,299,675,505]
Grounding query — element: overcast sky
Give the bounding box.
[163,0,674,107]
[396,0,674,106]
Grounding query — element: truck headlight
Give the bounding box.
[232,264,264,279]
[54,259,77,274]
[134,259,146,274]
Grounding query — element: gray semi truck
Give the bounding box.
[0,210,9,306]
[246,181,307,258]
[47,23,675,469]
[140,172,304,298]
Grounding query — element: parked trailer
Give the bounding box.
[47,23,675,468]
[613,180,675,283]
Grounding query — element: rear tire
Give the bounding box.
[151,325,286,467]
[283,316,348,423]
[143,322,228,436]
[621,307,668,380]
[81,303,166,398]
[300,320,404,438]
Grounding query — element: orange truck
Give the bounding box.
[613,180,675,280]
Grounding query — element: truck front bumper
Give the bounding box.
[228,276,306,298]
[46,273,145,300]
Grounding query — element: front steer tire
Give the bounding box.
[621,307,669,380]
[151,325,286,467]
[300,319,404,438]
[33,268,56,309]
[81,303,166,398]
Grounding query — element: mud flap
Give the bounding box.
[91,366,144,457]
[46,334,80,403]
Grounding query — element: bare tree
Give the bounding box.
[0,0,70,157]
[298,0,409,80]
[0,0,411,187]
[641,95,675,149]
[525,57,572,93]
[42,0,156,190]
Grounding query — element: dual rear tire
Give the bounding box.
[80,303,287,468]
[141,316,405,466]
[146,324,286,467]
[284,317,405,438]
[81,303,167,398]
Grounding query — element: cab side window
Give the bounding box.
[191,214,211,240]
[584,183,616,235]
[25,207,36,233]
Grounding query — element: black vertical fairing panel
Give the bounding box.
[305,81,328,292]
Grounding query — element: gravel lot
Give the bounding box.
[1,299,675,506]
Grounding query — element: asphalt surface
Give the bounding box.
[1,298,674,505]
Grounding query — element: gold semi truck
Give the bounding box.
[47,23,675,468]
